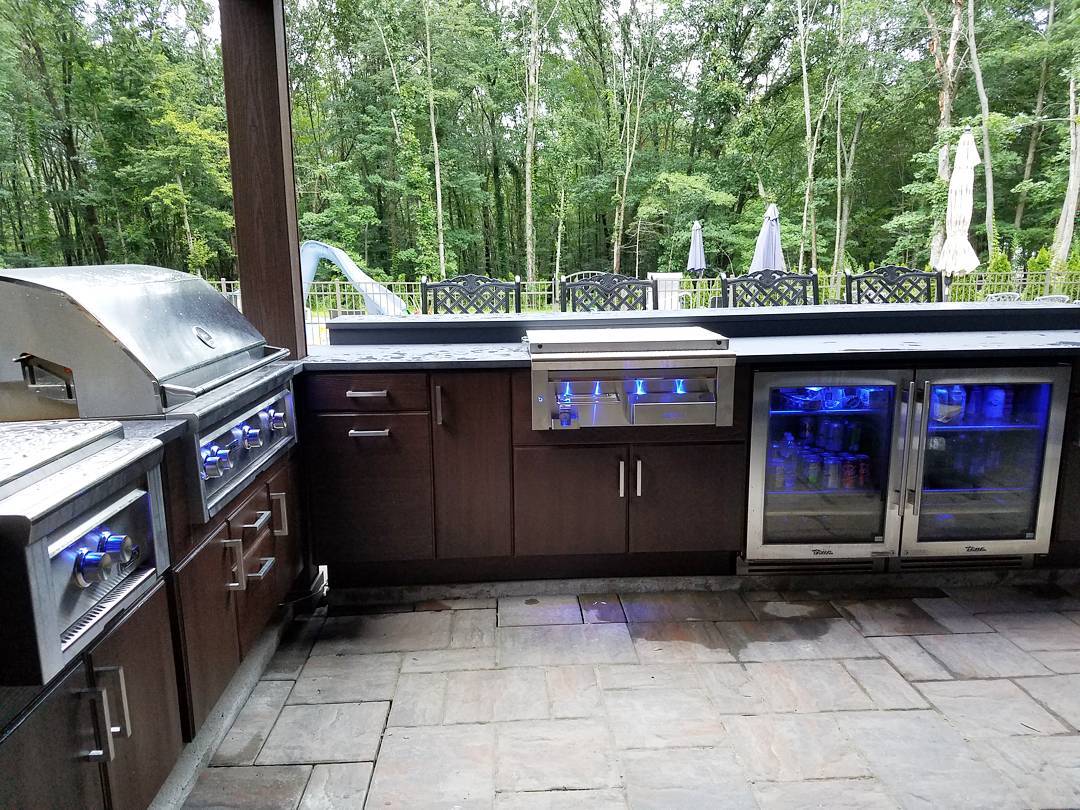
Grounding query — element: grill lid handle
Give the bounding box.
[157,345,290,402]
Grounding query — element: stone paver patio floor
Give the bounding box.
[183,583,1080,809]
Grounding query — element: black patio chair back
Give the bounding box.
[844,265,943,304]
[719,268,819,308]
[421,274,521,314]
[559,272,658,312]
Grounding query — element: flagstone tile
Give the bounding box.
[749,600,840,620]
[299,762,373,810]
[833,599,949,637]
[868,636,952,681]
[495,790,627,809]
[1015,674,1080,728]
[718,618,876,661]
[256,702,388,765]
[387,672,447,727]
[596,663,702,691]
[628,622,734,663]
[263,617,325,680]
[695,663,769,714]
[444,668,549,724]
[943,584,1080,614]
[495,719,620,792]
[842,659,927,709]
[415,597,497,611]
[310,611,452,656]
[498,596,582,627]
[211,681,293,766]
[973,736,1080,810]
[621,746,756,809]
[545,665,603,718]
[451,608,497,647]
[746,660,873,713]
[604,688,726,749]
[751,779,899,810]
[401,647,497,673]
[619,591,753,623]
[287,652,400,704]
[981,611,1080,651]
[724,714,870,782]
[498,624,637,667]
[912,597,992,634]
[917,679,1067,737]
[580,593,626,624]
[916,633,1051,678]
[1030,649,1080,674]
[183,766,312,810]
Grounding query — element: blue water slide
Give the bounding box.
[299,240,409,315]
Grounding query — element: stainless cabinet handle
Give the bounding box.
[222,537,246,591]
[348,429,391,438]
[247,556,276,581]
[94,666,131,738]
[636,458,643,497]
[244,510,272,536]
[80,687,115,762]
[897,381,916,516]
[912,381,931,516]
[345,389,388,399]
[435,384,445,426]
[270,492,288,537]
[619,459,625,498]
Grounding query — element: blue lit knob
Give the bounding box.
[74,549,113,589]
[98,532,138,564]
[202,449,224,479]
[241,425,263,449]
[214,444,235,470]
[268,409,287,432]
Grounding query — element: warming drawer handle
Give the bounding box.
[345,389,389,399]
[222,537,246,591]
[247,556,276,581]
[348,429,391,438]
[93,666,132,738]
[270,492,289,537]
[80,687,115,763]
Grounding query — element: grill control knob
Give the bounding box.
[202,449,225,479]
[98,532,138,564]
[215,443,236,470]
[241,425,263,449]
[268,409,288,432]
[74,549,113,589]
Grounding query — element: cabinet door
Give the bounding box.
[232,523,280,658]
[308,413,435,562]
[0,665,105,810]
[268,455,304,597]
[629,444,746,553]
[172,523,240,736]
[431,372,513,558]
[513,446,628,556]
[89,585,183,810]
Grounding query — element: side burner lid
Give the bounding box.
[527,326,729,355]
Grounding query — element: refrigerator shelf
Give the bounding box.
[927,422,1042,433]
[769,408,889,416]
[765,490,882,517]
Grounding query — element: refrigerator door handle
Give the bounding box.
[911,381,931,517]
[896,381,917,516]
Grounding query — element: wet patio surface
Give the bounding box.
[183,583,1080,809]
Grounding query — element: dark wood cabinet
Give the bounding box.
[628,443,746,552]
[432,372,513,558]
[0,664,105,810]
[89,585,183,810]
[308,413,435,562]
[171,522,241,737]
[303,372,430,413]
[232,524,280,658]
[267,454,304,595]
[513,445,629,556]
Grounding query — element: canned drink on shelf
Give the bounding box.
[825,419,846,453]
[840,454,858,489]
[856,454,871,488]
[802,452,822,489]
[797,416,815,445]
[822,454,842,490]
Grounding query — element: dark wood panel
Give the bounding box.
[510,369,751,446]
[172,523,240,735]
[90,585,183,810]
[226,482,272,556]
[303,372,430,413]
[162,439,195,565]
[432,372,513,558]
[267,455,305,596]
[0,665,105,810]
[308,414,435,563]
[232,528,280,658]
[1047,359,1080,566]
[513,445,628,556]
[629,443,747,553]
[219,0,306,357]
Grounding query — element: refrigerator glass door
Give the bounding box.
[903,367,1070,556]
[747,370,912,560]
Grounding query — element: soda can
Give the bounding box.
[826,419,845,453]
[797,416,815,445]
[840,454,858,489]
[856,454,871,488]
[803,453,822,489]
[822,455,842,490]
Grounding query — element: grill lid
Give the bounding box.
[0,265,265,384]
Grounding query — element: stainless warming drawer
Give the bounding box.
[527,327,736,430]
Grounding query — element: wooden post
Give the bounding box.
[219,0,307,358]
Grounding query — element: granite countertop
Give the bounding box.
[120,418,190,443]
[304,342,531,370]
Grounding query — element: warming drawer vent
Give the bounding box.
[61,567,155,651]
[737,557,886,576]
[891,555,1032,572]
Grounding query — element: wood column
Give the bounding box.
[219,0,307,358]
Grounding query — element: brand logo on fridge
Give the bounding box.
[964,545,987,553]
[811,548,834,556]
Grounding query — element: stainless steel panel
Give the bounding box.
[527,326,729,354]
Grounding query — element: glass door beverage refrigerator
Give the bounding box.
[745,370,914,569]
[899,367,1069,564]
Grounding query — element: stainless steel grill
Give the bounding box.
[527,327,736,430]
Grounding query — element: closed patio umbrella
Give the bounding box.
[686,220,707,272]
[936,128,982,291]
[749,204,786,273]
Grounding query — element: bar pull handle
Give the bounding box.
[897,381,916,516]
[93,666,131,738]
[247,556,276,581]
[244,510,272,537]
[912,381,931,517]
[270,492,289,537]
[435,384,445,426]
[636,458,643,497]
[619,459,625,498]
[222,537,246,591]
[348,429,391,438]
[345,389,388,399]
[80,687,115,762]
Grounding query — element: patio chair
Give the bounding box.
[1034,294,1071,304]
[717,268,820,308]
[421,274,521,314]
[985,292,1021,303]
[844,265,943,304]
[559,272,658,312]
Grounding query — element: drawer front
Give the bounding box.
[232,529,279,658]
[227,484,273,554]
[304,373,429,413]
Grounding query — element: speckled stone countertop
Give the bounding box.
[303,329,1080,370]
[0,420,124,494]
[120,418,190,443]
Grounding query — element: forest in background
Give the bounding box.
[0,0,1078,286]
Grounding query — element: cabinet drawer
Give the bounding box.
[227,484,272,554]
[304,373,429,413]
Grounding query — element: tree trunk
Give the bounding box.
[1050,76,1079,280]
[967,0,995,255]
[554,184,566,280]
[523,0,540,282]
[834,112,862,279]
[422,0,448,279]
[796,0,813,272]
[1014,0,1055,230]
[177,175,196,275]
[925,0,964,264]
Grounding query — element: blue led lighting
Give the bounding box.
[635,379,646,396]
[675,378,686,395]
[562,381,572,397]
[593,380,602,397]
